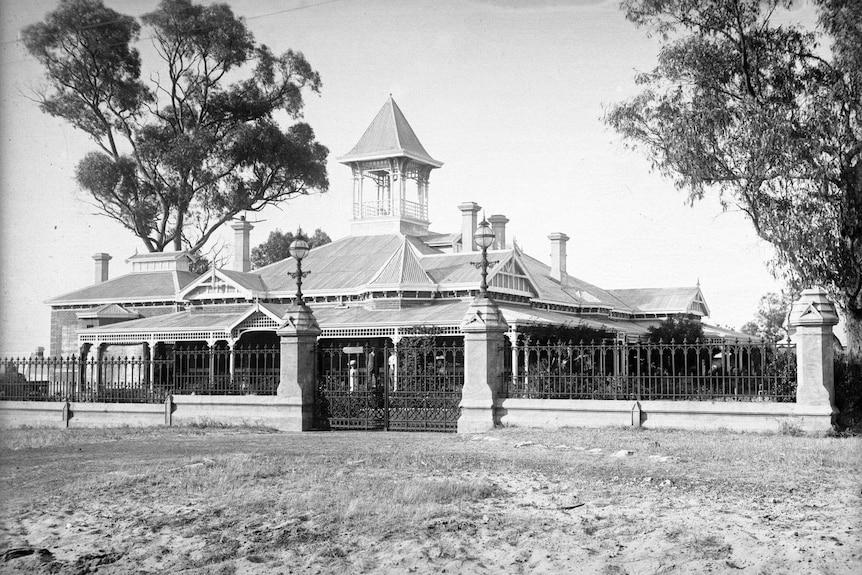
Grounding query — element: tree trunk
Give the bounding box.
[845,306,862,357]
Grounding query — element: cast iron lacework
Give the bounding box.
[315,338,465,432]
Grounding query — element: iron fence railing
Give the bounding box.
[505,339,797,402]
[316,339,465,431]
[0,346,279,403]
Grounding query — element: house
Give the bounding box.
[47,97,733,360]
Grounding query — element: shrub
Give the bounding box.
[834,351,862,431]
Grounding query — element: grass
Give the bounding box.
[0,420,279,451]
[1,426,860,574]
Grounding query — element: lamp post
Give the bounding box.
[287,238,311,304]
[473,218,496,298]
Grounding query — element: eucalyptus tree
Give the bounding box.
[23,0,328,254]
[251,227,331,269]
[606,0,861,353]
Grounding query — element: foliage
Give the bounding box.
[23,0,329,254]
[834,350,862,430]
[188,256,211,275]
[251,227,331,269]
[646,317,704,343]
[605,0,862,353]
[519,322,614,344]
[740,292,793,342]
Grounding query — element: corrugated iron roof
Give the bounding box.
[338,97,443,167]
[496,303,651,336]
[513,251,632,311]
[421,232,461,247]
[84,308,250,332]
[256,235,406,293]
[609,287,706,314]
[219,269,267,292]
[47,271,199,304]
[370,240,434,286]
[126,251,192,263]
[76,303,141,320]
[314,300,470,327]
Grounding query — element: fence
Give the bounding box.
[315,339,465,431]
[0,346,279,403]
[505,338,797,402]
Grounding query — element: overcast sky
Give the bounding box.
[0,0,820,355]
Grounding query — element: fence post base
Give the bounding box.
[789,288,840,433]
[459,295,508,434]
[164,394,173,426]
[62,401,71,428]
[277,302,321,432]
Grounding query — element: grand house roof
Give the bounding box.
[47,270,199,306]
[60,230,711,335]
[53,96,730,345]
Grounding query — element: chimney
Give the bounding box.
[458,202,481,252]
[93,253,111,284]
[488,214,509,250]
[548,233,569,282]
[230,216,254,273]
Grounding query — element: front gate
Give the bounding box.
[315,337,464,432]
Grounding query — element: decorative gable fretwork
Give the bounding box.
[186,274,243,300]
[233,311,279,337]
[489,260,535,296]
[688,290,709,316]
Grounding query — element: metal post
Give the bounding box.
[148,341,156,394]
[228,340,236,389]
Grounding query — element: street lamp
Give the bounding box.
[473,218,496,297]
[288,238,311,304]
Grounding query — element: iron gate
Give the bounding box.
[315,338,464,432]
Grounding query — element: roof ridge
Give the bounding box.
[400,239,434,285]
[389,97,404,151]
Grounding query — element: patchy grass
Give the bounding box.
[0,422,279,451]
[0,427,859,574]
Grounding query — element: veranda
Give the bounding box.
[0,289,841,434]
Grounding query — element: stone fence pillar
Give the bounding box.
[277,302,321,431]
[788,288,840,432]
[459,295,508,433]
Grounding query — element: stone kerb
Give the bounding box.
[459,295,508,433]
[276,302,321,431]
[788,288,840,432]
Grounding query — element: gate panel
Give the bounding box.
[315,338,464,432]
[389,340,464,431]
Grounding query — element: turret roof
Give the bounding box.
[338,97,443,167]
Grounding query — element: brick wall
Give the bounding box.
[50,304,178,356]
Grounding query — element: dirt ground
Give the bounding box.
[0,427,860,574]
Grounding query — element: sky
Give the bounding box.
[0,0,821,356]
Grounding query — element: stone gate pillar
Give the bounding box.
[277,301,321,431]
[459,295,508,433]
[788,288,840,432]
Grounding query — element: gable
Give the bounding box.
[489,258,536,297]
[232,309,280,336]
[182,270,251,301]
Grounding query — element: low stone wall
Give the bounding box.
[0,397,833,434]
[497,398,833,433]
[0,396,302,431]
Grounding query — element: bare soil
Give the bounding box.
[0,426,860,574]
